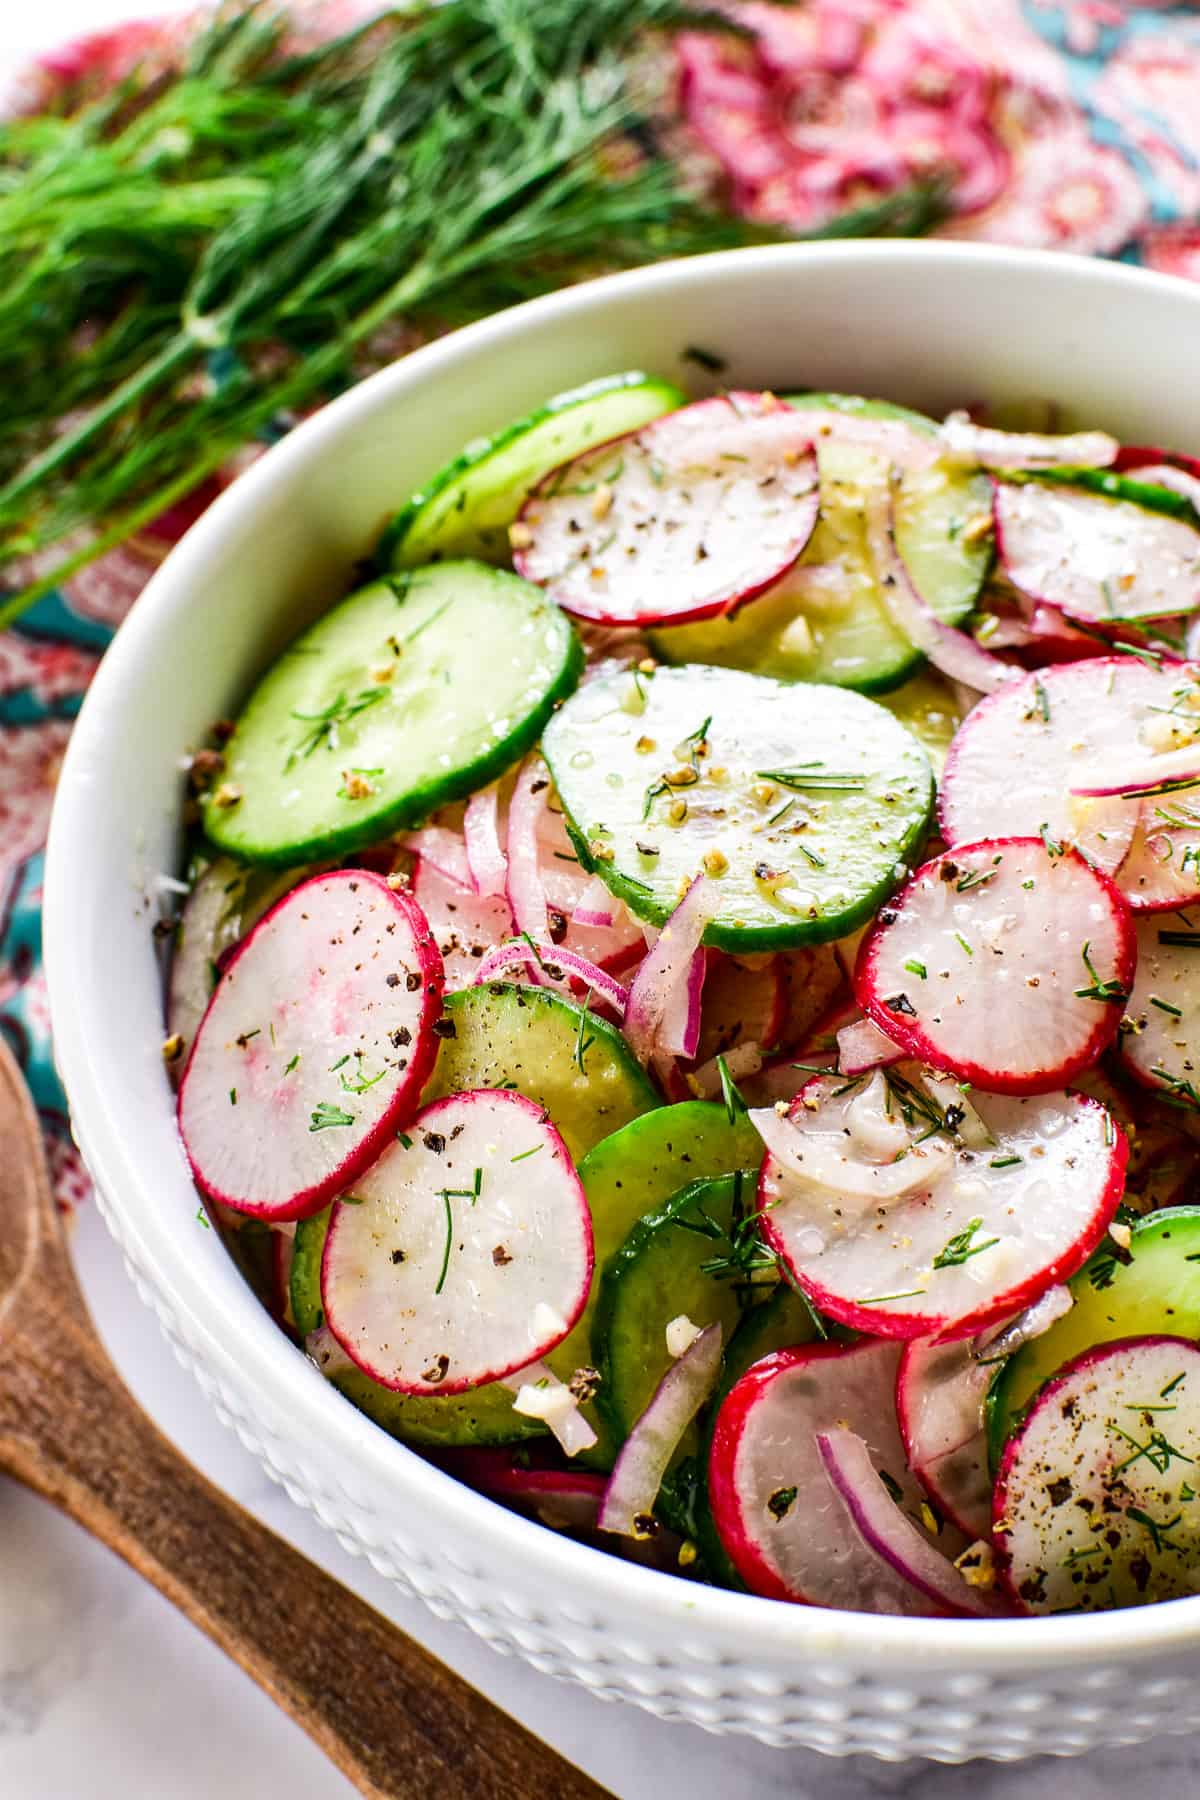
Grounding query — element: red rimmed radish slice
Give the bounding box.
[995,1335,1200,1614]
[411,857,513,992]
[938,414,1118,471]
[321,1090,593,1395]
[512,393,820,627]
[938,657,1197,877]
[816,1428,1002,1617]
[855,838,1135,1094]
[598,1323,724,1538]
[754,1075,1125,1340]
[993,480,1200,624]
[178,871,444,1221]
[1069,742,1200,799]
[1119,907,1200,1107]
[708,1338,960,1611]
[897,1337,994,1542]
[1115,800,1200,912]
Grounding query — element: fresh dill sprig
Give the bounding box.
[0,0,946,620]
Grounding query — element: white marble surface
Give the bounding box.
[7,2,1200,1794]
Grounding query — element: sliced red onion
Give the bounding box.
[977,1284,1073,1361]
[505,757,551,946]
[598,1323,723,1536]
[502,1360,597,1457]
[623,876,717,1064]
[572,873,615,929]
[836,1015,904,1077]
[463,782,508,898]
[816,1428,1001,1618]
[865,485,1021,695]
[399,825,471,888]
[749,1101,954,1201]
[938,411,1118,472]
[1118,457,1200,511]
[1069,742,1200,799]
[473,939,630,1016]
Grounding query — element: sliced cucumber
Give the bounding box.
[987,1206,1200,1468]
[647,393,992,693]
[543,663,935,951]
[204,562,581,865]
[722,1282,825,1385]
[380,372,686,568]
[422,980,659,1159]
[292,976,658,1352]
[328,1355,545,1449]
[558,1101,763,1463]
[594,1173,756,1444]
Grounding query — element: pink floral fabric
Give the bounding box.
[3,1,1200,1216]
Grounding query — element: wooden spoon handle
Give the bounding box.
[5,1305,609,1800]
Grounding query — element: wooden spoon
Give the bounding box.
[0,1035,610,1800]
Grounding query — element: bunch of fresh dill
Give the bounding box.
[0,0,945,624]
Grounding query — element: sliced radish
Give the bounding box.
[512,394,820,627]
[321,1090,592,1394]
[897,1337,994,1542]
[1115,800,1200,912]
[854,838,1135,1094]
[1069,741,1200,799]
[816,1428,1000,1617]
[463,782,508,898]
[448,1451,606,1532]
[598,1323,724,1537]
[178,871,443,1221]
[708,1338,959,1611]
[995,1335,1200,1614]
[755,1075,1125,1339]
[1119,907,1200,1107]
[938,657,1199,879]
[837,1014,904,1077]
[993,479,1200,624]
[412,857,513,992]
[938,414,1118,471]
[166,858,307,1072]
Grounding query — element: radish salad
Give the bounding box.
[165,374,1200,1619]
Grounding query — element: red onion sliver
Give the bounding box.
[598,1324,724,1536]
[473,939,630,1016]
[865,486,1021,696]
[623,876,717,1064]
[1122,462,1200,511]
[938,412,1118,472]
[1069,742,1200,799]
[463,782,508,898]
[399,826,471,888]
[836,1015,904,1077]
[506,757,551,944]
[573,873,615,929]
[502,1360,597,1457]
[816,1428,1001,1617]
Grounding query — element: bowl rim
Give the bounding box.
[45,238,1200,1669]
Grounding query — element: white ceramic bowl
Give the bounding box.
[45,243,1200,1764]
